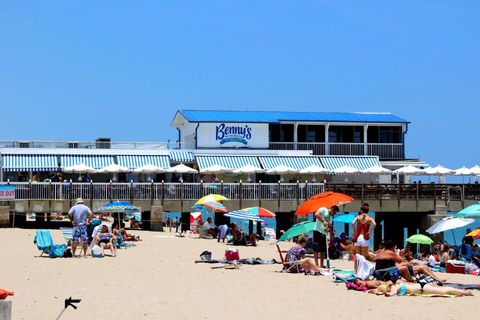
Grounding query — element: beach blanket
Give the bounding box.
[195,258,280,265]
[444,283,480,290]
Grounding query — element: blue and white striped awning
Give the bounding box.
[170,151,195,163]
[320,156,381,170]
[225,210,264,222]
[60,155,115,170]
[258,156,322,170]
[117,155,170,169]
[196,156,261,171]
[1,154,58,172]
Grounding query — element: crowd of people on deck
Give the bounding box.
[282,202,478,297]
[68,198,142,258]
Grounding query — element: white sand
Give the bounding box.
[0,228,478,320]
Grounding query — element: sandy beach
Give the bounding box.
[0,228,478,320]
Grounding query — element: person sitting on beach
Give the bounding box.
[95,225,116,257]
[203,217,217,238]
[113,223,140,241]
[439,244,451,268]
[400,245,414,262]
[285,236,322,274]
[373,241,446,283]
[229,223,247,246]
[366,280,473,297]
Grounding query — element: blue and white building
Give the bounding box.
[0,109,426,182]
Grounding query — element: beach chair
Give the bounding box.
[275,243,301,273]
[34,230,67,258]
[60,227,73,246]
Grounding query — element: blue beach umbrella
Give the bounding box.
[455,202,480,219]
[333,214,356,224]
[95,201,139,213]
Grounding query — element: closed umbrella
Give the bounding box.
[406,234,434,245]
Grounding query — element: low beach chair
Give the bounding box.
[34,230,67,258]
[275,243,301,273]
[60,227,73,246]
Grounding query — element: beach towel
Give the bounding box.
[444,283,480,290]
[345,282,368,292]
[354,254,375,280]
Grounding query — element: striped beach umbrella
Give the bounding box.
[224,211,264,222]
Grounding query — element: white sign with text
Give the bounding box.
[197,123,269,148]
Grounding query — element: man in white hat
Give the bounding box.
[68,198,93,257]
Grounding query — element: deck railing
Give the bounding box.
[3,182,480,202]
[268,142,404,159]
[4,182,325,201]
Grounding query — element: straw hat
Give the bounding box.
[76,198,84,204]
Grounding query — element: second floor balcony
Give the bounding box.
[269,142,404,159]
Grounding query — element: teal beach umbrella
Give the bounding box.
[278,221,316,242]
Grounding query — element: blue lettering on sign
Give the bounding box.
[215,123,253,145]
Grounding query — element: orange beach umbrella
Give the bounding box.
[295,191,353,215]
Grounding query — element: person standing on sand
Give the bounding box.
[68,198,93,257]
[312,205,339,268]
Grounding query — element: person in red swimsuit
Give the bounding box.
[352,205,376,258]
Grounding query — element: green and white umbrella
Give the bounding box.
[406,234,433,245]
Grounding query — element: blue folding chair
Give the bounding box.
[34,230,67,258]
[60,227,73,246]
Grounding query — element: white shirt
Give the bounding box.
[203,221,211,229]
[428,255,436,266]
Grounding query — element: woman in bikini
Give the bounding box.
[367,280,472,297]
[352,205,376,258]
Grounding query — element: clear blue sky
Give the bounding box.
[1,1,479,168]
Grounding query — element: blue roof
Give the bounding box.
[177,110,408,124]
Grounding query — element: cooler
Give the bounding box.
[446,260,466,274]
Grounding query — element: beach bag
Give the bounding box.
[91,245,103,258]
[62,248,73,258]
[225,248,240,261]
[200,251,212,262]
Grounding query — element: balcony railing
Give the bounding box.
[3,182,480,203]
[5,182,325,201]
[269,142,404,159]
[0,140,195,150]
